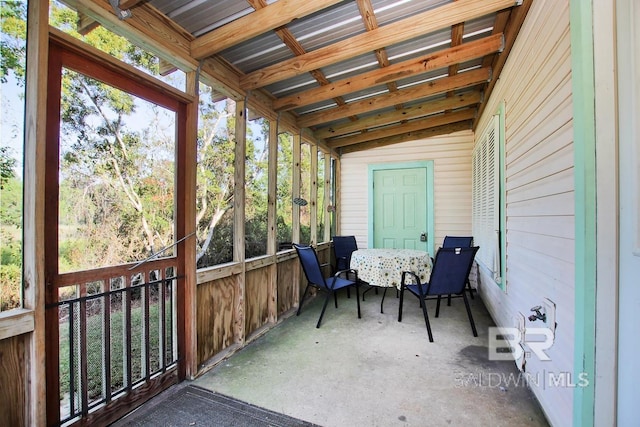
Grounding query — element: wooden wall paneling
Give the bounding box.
[244,268,271,337]
[196,278,237,366]
[0,335,26,426]
[277,259,296,315]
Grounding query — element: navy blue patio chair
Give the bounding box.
[332,235,376,300]
[332,235,358,272]
[398,246,479,342]
[294,244,361,328]
[442,235,475,301]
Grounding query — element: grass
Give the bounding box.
[58,287,175,407]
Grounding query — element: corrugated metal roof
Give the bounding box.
[133,0,530,152]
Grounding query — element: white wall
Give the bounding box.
[475,0,574,425]
[340,1,576,424]
[615,0,640,424]
[339,131,474,250]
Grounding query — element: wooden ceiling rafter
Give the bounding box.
[326,108,476,148]
[239,0,518,90]
[245,0,356,122]
[356,0,401,108]
[338,121,472,154]
[63,0,530,154]
[191,0,344,58]
[474,0,533,129]
[297,67,491,128]
[314,91,483,140]
[446,0,465,104]
[272,33,504,112]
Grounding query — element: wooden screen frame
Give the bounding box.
[44,29,195,425]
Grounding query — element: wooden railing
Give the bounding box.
[47,258,179,426]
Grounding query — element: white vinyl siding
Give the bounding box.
[339,131,474,251]
[472,114,501,284]
[474,0,574,425]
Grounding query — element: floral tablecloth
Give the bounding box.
[350,248,432,289]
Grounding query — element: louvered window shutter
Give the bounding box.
[472,114,501,283]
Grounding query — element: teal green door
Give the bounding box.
[372,167,429,250]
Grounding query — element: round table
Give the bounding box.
[350,248,432,288]
[350,248,431,313]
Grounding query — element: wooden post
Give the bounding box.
[324,152,332,243]
[292,133,302,245]
[234,99,247,344]
[22,2,49,424]
[292,133,302,307]
[182,71,198,379]
[310,143,318,246]
[334,156,342,234]
[267,118,278,323]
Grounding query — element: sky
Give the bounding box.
[0,73,26,177]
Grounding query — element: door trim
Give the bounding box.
[368,161,434,255]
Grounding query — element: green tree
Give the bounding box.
[0,1,26,84]
[0,146,16,189]
[195,91,236,266]
[49,4,174,269]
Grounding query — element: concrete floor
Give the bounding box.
[192,289,549,427]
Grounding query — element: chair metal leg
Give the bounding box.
[462,292,478,337]
[419,295,434,342]
[297,285,311,316]
[398,286,405,322]
[466,279,475,299]
[380,287,388,313]
[316,291,333,328]
[355,283,361,318]
[447,294,452,306]
[435,295,442,317]
[334,292,339,308]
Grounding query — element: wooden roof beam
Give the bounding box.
[297,67,491,128]
[273,33,503,112]
[314,91,482,139]
[240,0,518,90]
[190,0,344,59]
[62,0,197,71]
[327,109,476,148]
[475,0,532,128]
[76,12,100,35]
[339,121,472,154]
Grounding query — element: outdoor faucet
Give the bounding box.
[528,305,547,323]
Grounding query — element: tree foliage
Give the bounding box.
[1,1,300,283]
[0,1,26,84]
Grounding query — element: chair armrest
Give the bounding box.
[327,268,359,290]
[334,268,357,277]
[400,271,421,286]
